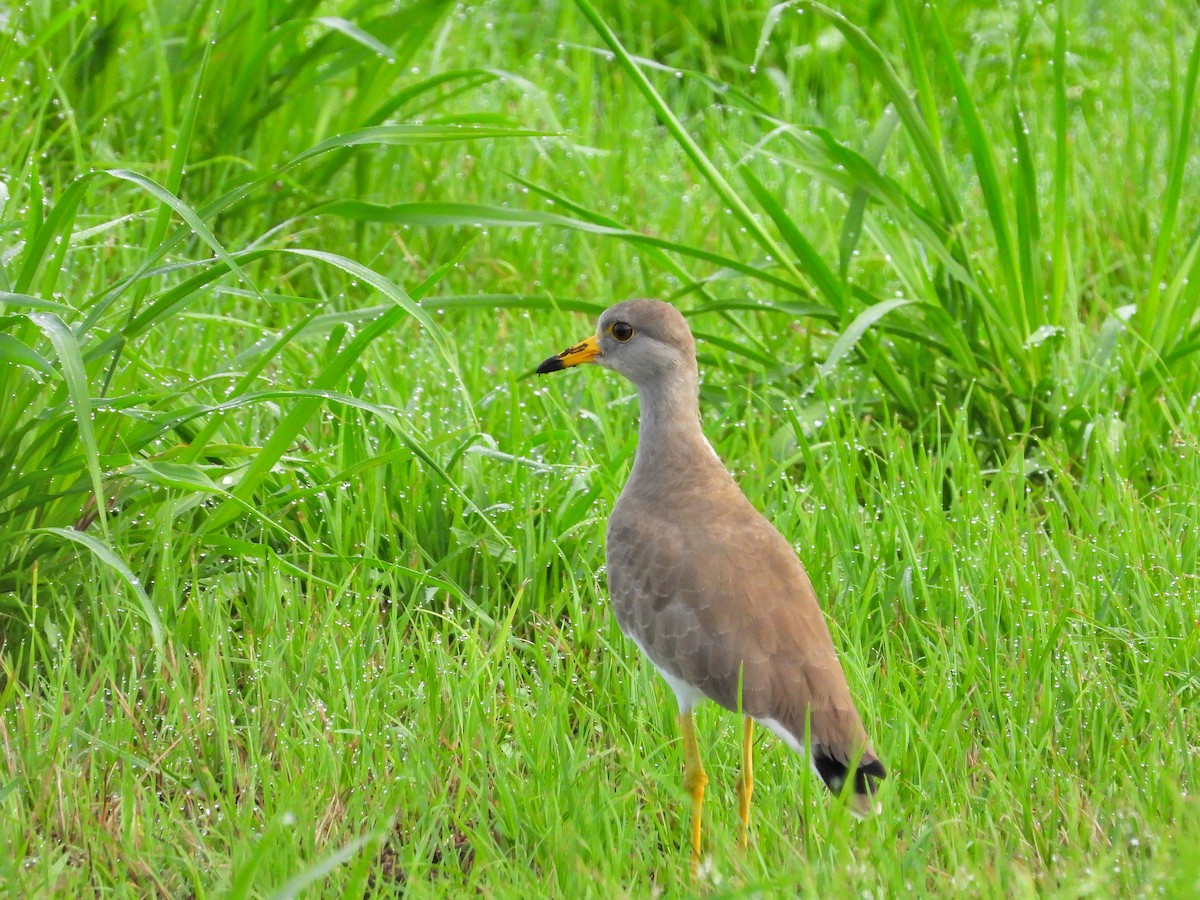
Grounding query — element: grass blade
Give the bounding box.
[286,124,555,166]
[282,248,469,411]
[266,832,382,900]
[317,199,809,296]
[801,2,960,224]
[839,103,901,279]
[817,297,913,379]
[1011,101,1042,329]
[106,169,263,303]
[571,0,804,284]
[35,526,165,657]
[311,16,395,60]
[13,176,90,294]
[1050,0,1070,325]
[0,334,53,375]
[927,6,1020,324]
[193,388,512,546]
[200,250,504,542]
[0,293,74,314]
[738,164,848,315]
[28,313,107,534]
[1143,20,1200,353]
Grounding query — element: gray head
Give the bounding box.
[536,299,697,393]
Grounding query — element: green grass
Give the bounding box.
[1,0,1198,895]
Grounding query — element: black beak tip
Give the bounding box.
[536,356,565,375]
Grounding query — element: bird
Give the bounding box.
[536,299,884,863]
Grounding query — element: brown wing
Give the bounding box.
[606,476,882,788]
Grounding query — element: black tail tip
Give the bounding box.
[812,750,887,799]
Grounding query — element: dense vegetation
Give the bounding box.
[1,0,1197,895]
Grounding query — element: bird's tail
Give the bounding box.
[812,748,887,817]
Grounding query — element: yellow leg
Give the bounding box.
[736,715,754,849]
[680,711,707,867]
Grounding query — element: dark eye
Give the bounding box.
[611,321,635,342]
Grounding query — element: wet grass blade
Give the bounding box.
[107,169,263,303]
[1050,0,1070,324]
[194,387,511,548]
[1144,21,1200,353]
[572,0,803,284]
[927,6,1020,325]
[0,334,52,375]
[839,104,900,279]
[36,526,165,658]
[287,123,556,166]
[28,313,107,534]
[817,298,914,380]
[1011,100,1043,330]
[738,164,848,315]
[266,832,383,900]
[13,177,90,295]
[200,250,467,533]
[318,199,810,296]
[802,2,960,224]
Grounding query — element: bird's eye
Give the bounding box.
[611,321,635,342]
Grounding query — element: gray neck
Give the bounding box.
[629,367,716,480]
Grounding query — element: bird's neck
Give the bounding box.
[629,372,721,480]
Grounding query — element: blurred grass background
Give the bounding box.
[1,0,1198,895]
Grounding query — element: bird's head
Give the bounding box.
[536,299,697,392]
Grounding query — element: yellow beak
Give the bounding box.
[536,334,602,374]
